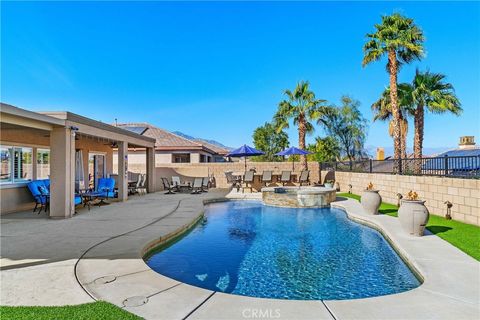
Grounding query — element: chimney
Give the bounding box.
[376,147,385,160]
[459,136,475,149]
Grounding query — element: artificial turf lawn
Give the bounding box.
[338,193,480,261]
[0,301,141,320]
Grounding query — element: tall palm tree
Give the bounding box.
[274,81,328,170]
[371,84,414,159]
[363,13,424,168]
[411,70,461,162]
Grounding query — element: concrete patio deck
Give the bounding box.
[1,190,479,320]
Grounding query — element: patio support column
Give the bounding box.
[146,147,155,193]
[50,127,75,218]
[117,141,128,201]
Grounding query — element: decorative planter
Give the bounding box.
[361,190,382,215]
[334,182,340,191]
[324,182,334,189]
[398,200,430,236]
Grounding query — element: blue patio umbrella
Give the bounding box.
[226,144,265,171]
[275,147,312,171]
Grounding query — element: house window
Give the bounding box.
[37,148,50,179]
[0,146,33,184]
[172,154,190,163]
[1,146,12,183]
[13,147,33,181]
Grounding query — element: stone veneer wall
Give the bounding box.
[323,171,480,226]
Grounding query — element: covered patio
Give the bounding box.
[0,103,156,218]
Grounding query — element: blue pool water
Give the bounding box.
[146,201,420,300]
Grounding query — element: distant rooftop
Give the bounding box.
[116,122,228,155]
[424,136,480,175]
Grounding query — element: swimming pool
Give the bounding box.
[146,201,420,300]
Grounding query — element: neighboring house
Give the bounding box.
[423,136,480,177]
[114,123,230,167]
[192,139,230,162]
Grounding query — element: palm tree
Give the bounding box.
[274,81,328,170]
[363,13,424,169]
[410,70,461,170]
[371,84,414,159]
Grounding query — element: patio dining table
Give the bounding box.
[232,171,301,178]
[80,190,108,210]
[174,181,192,193]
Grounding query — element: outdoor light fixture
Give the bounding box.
[396,193,403,207]
[444,201,453,220]
[348,184,352,194]
[69,126,79,137]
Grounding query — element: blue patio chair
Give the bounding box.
[28,179,83,213]
[74,194,82,206]
[27,179,50,213]
[96,177,116,199]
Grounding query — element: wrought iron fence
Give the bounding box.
[320,155,480,179]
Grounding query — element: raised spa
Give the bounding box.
[262,186,336,208]
[145,201,420,300]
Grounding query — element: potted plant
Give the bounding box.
[398,191,430,236]
[324,180,335,188]
[361,182,382,215]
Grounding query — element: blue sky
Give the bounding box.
[2,1,479,152]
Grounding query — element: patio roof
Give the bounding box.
[1,103,65,130]
[1,103,156,148]
[41,112,156,147]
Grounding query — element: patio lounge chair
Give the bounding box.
[299,170,310,186]
[191,177,203,194]
[137,174,147,195]
[128,174,142,195]
[242,170,255,193]
[225,171,240,191]
[280,171,291,186]
[27,179,82,213]
[201,177,209,192]
[97,178,116,199]
[172,176,182,188]
[161,177,176,194]
[27,179,50,213]
[261,170,272,187]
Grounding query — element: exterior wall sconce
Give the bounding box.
[444,201,453,220]
[396,193,403,207]
[348,184,352,194]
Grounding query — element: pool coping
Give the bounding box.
[75,195,480,320]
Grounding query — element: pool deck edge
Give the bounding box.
[72,193,479,320]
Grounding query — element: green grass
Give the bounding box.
[0,301,141,320]
[338,193,480,261]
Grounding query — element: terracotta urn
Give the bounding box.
[398,200,430,236]
[334,182,340,191]
[361,190,382,215]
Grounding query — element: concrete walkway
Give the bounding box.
[1,190,479,320]
[0,190,228,306]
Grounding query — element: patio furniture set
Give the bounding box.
[225,169,311,193]
[161,176,211,195]
[27,177,118,213]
